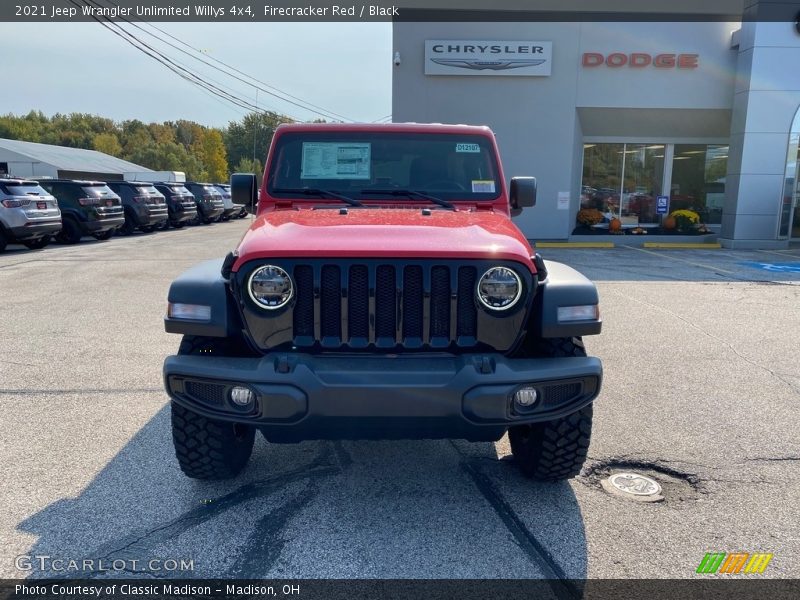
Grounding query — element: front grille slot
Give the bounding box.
[403,266,424,343]
[293,265,314,339]
[320,265,341,344]
[185,380,226,407]
[430,266,451,343]
[289,262,485,351]
[375,265,396,344]
[543,382,582,406]
[457,267,478,339]
[348,265,369,340]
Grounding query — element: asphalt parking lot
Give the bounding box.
[1,223,799,583]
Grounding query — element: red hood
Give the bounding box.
[233,208,534,271]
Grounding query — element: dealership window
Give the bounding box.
[579,143,727,231]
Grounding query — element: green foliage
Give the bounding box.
[93,133,123,157]
[233,157,263,188]
[224,111,290,172]
[0,110,294,182]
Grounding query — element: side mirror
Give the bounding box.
[231,173,258,213]
[510,177,537,211]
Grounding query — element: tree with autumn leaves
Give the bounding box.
[0,110,295,183]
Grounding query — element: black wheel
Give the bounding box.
[23,236,51,250]
[171,220,185,229]
[140,225,156,233]
[170,335,256,479]
[508,337,593,481]
[56,218,82,244]
[0,228,7,252]
[92,230,114,241]
[119,211,137,236]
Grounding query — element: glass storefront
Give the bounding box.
[670,145,727,225]
[579,142,728,233]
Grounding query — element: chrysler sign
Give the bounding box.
[425,40,553,76]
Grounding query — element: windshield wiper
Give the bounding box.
[360,189,456,211]
[273,187,363,207]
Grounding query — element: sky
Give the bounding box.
[2,22,393,127]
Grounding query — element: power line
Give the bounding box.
[70,0,283,119]
[94,0,355,122]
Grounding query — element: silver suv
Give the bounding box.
[0,178,62,251]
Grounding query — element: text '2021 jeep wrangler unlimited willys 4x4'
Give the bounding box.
[163,123,602,481]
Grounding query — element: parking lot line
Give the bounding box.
[622,245,737,275]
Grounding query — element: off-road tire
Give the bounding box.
[171,403,255,480]
[171,335,256,479]
[23,236,51,250]
[509,336,593,481]
[56,218,82,244]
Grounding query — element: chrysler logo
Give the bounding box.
[431,58,546,71]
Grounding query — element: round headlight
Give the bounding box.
[477,266,522,311]
[248,265,293,310]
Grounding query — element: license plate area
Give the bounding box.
[37,201,47,209]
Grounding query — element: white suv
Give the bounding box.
[0,179,62,251]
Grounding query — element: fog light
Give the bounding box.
[514,387,539,407]
[230,386,254,407]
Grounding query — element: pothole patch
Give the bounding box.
[601,472,663,503]
[581,459,702,505]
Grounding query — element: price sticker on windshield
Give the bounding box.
[455,143,480,153]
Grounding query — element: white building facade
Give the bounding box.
[392,16,800,248]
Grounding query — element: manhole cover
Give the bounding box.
[601,472,664,502]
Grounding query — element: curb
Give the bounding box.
[534,242,615,248]
[642,242,722,249]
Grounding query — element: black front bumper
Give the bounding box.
[164,353,602,442]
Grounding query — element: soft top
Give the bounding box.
[274,122,494,136]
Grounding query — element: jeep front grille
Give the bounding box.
[292,262,479,349]
[238,259,533,353]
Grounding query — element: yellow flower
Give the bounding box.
[669,209,700,223]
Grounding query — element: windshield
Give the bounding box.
[81,185,116,197]
[134,185,161,196]
[0,182,50,196]
[267,132,500,201]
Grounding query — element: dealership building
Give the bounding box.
[392,9,800,247]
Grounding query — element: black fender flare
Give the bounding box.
[529,260,602,338]
[164,258,241,338]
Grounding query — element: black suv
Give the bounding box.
[184,182,224,224]
[152,183,198,228]
[38,180,124,243]
[106,181,169,235]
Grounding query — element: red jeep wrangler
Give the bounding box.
[163,123,602,481]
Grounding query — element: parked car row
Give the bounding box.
[0,178,246,252]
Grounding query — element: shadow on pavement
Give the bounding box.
[18,404,587,581]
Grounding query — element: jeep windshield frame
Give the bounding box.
[266,131,502,203]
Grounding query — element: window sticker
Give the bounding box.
[301,142,371,179]
[472,180,496,193]
[456,143,481,153]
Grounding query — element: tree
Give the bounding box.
[233,157,263,188]
[224,111,289,172]
[93,133,123,157]
[192,128,228,183]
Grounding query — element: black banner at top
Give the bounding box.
[4,0,800,23]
